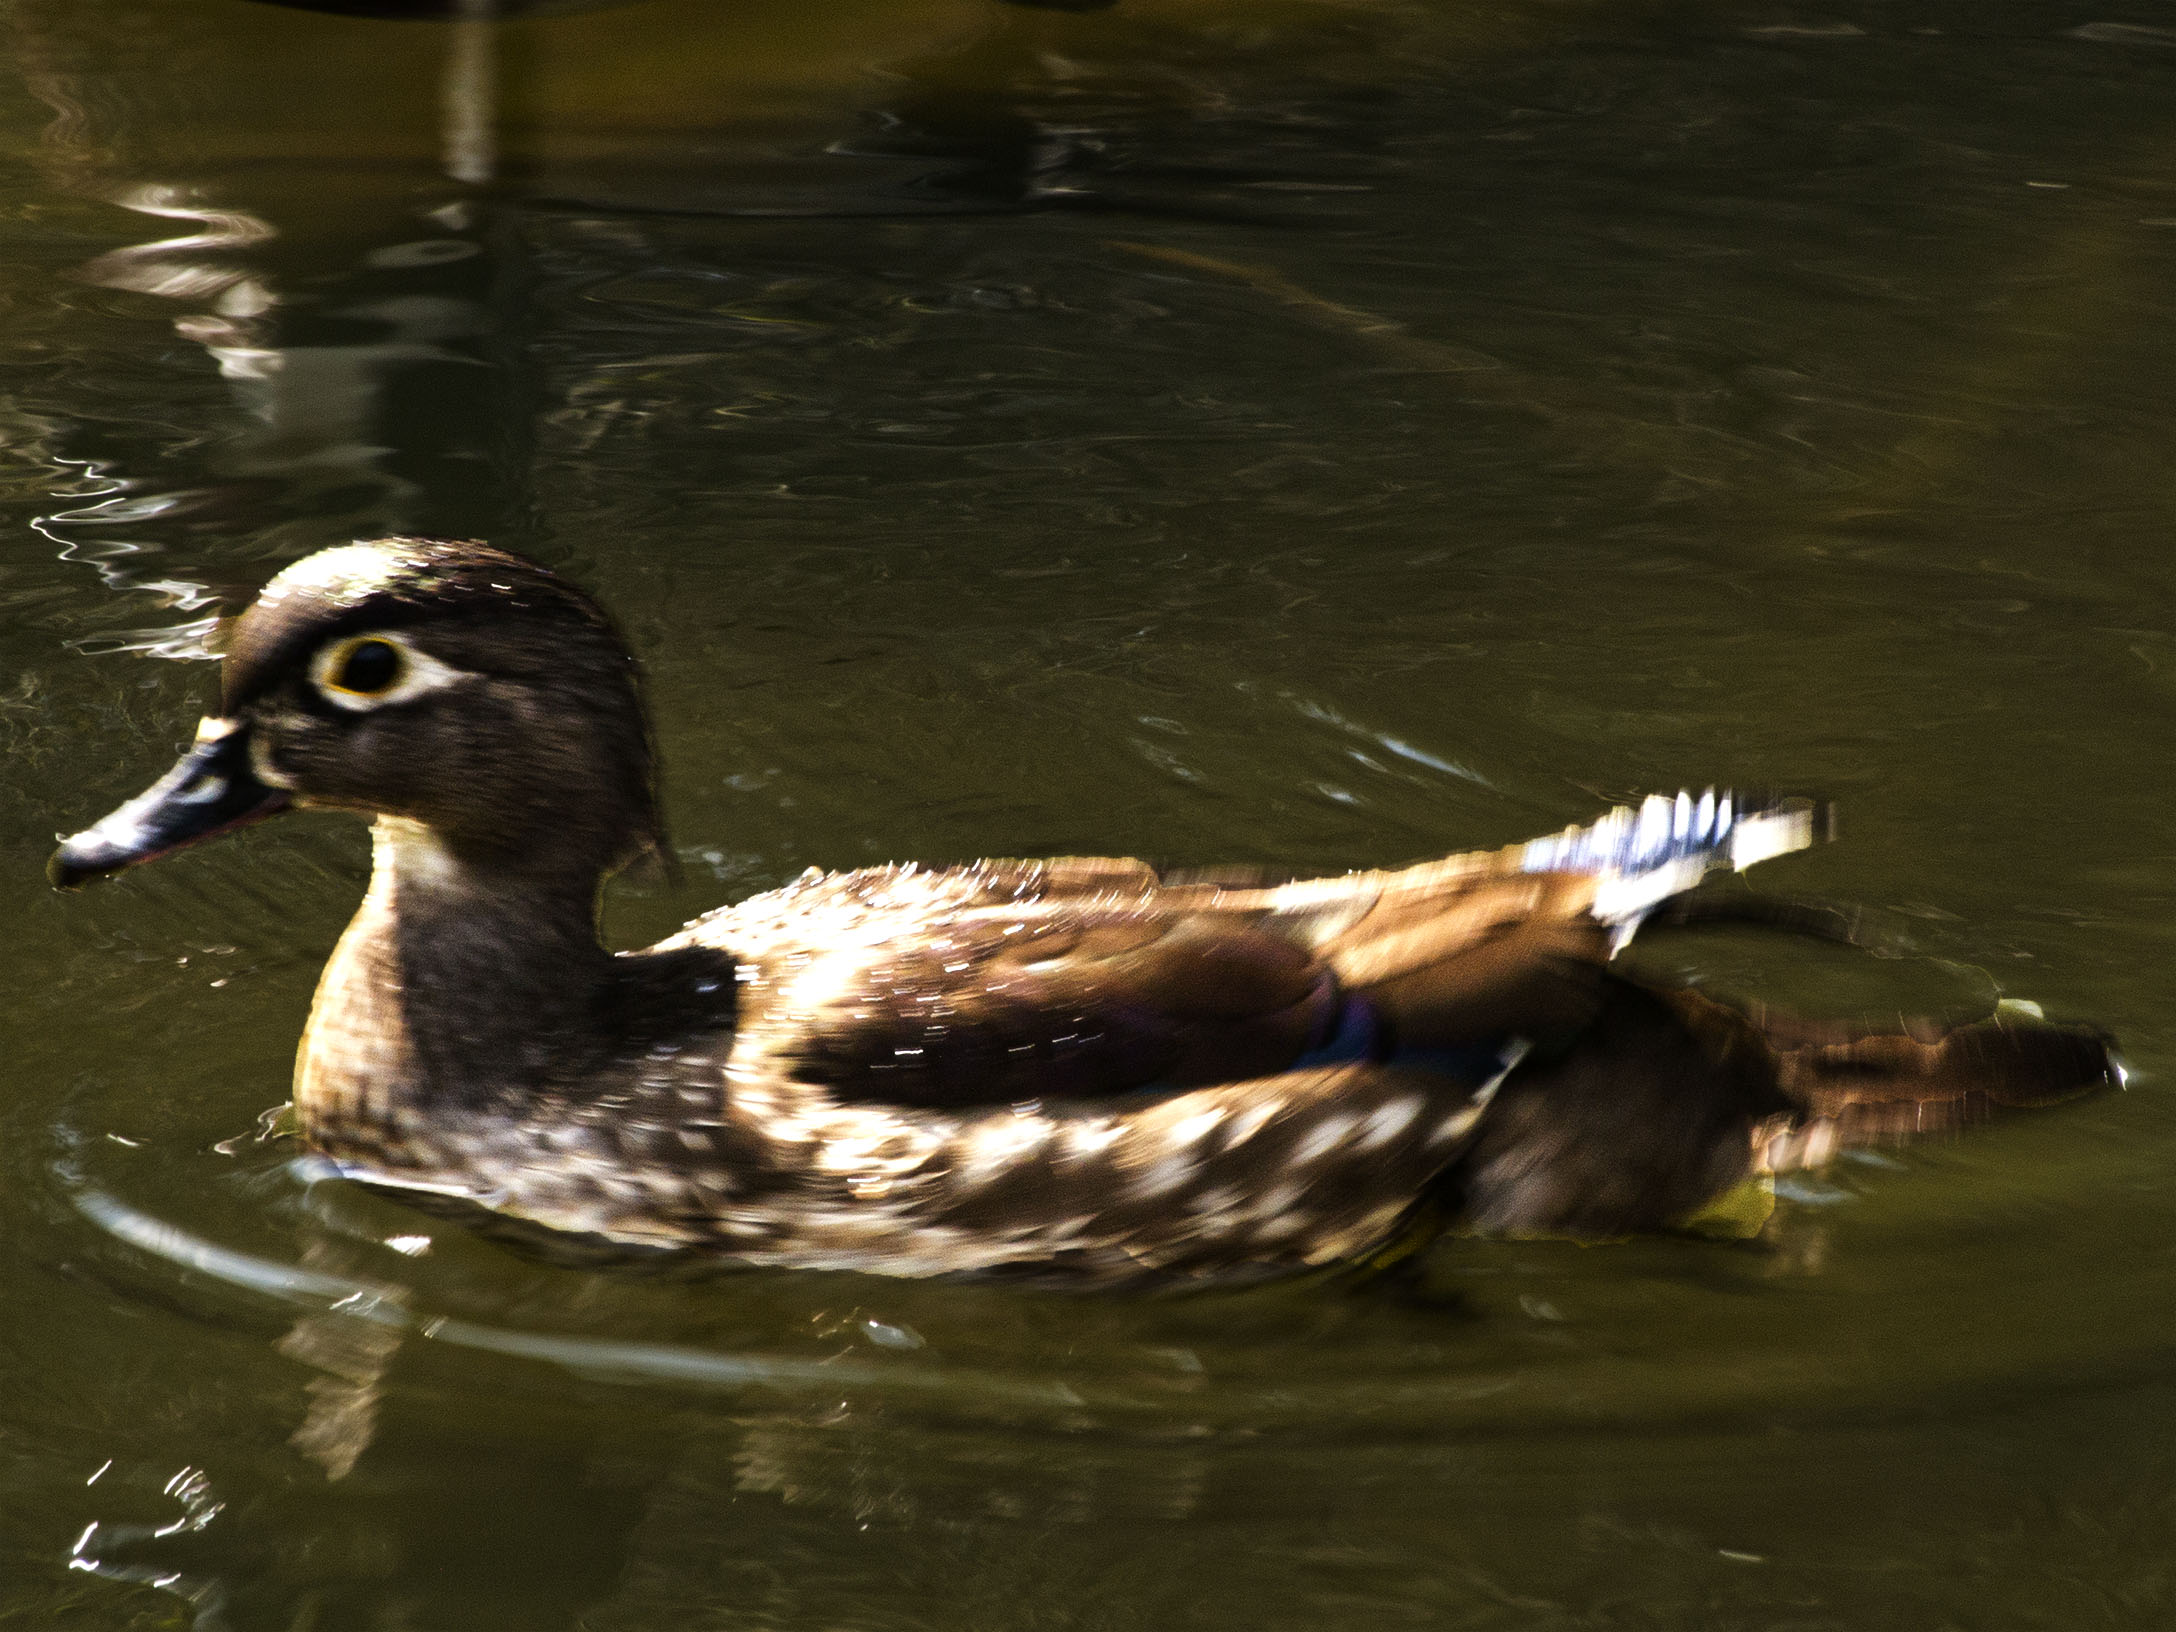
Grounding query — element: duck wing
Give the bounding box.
[672,794,1823,1111]
[687,861,1347,1109]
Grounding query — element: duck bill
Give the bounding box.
[49,717,291,888]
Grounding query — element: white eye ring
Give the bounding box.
[309,631,469,712]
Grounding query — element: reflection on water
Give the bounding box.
[7,0,2176,1626]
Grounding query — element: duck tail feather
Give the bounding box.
[1757,1007,2121,1170]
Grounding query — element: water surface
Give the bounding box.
[5,0,2176,1624]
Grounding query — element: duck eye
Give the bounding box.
[326,637,403,697]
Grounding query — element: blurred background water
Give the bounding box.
[5,0,2176,1625]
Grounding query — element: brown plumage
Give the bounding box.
[48,538,2118,1287]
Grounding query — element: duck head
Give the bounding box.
[51,537,664,888]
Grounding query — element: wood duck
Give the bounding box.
[49,538,2116,1288]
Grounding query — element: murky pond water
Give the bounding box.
[5,0,2176,1624]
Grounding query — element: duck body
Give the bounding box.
[297,826,1663,1282]
[52,539,2117,1288]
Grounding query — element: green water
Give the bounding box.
[5,0,2176,1624]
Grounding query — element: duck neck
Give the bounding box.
[300,815,618,1133]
